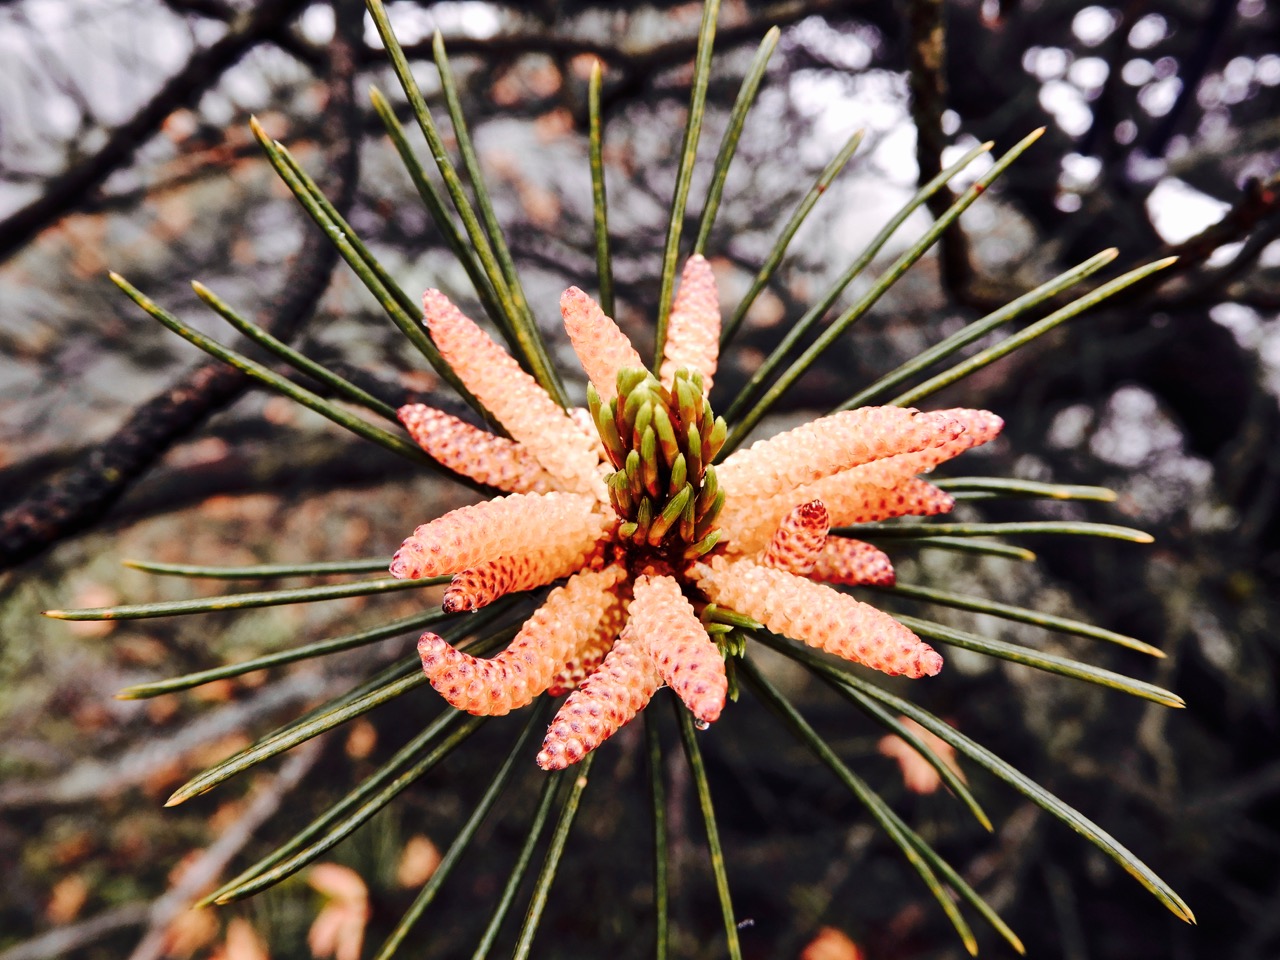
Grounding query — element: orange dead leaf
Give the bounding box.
[800,925,865,960]
[396,835,443,888]
[221,917,271,960]
[308,864,370,960]
[344,718,377,760]
[46,875,89,924]
[878,716,966,794]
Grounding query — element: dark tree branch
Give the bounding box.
[384,0,880,109]
[0,0,364,571]
[1144,0,1235,158]
[0,0,311,265]
[908,0,974,300]
[1161,172,1280,273]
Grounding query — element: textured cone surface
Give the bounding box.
[630,574,726,723]
[804,475,953,528]
[762,500,830,575]
[537,629,661,769]
[717,407,963,509]
[561,286,645,401]
[419,565,628,715]
[569,406,610,464]
[390,492,608,579]
[811,537,896,586]
[547,577,630,696]
[726,476,953,557]
[659,255,721,392]
[883,408,1004,475]
[398,404,556,494]
[423,289,602,495]
[443,550,601,612]
[691,556,941,677]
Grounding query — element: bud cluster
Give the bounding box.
[589,366,727,559]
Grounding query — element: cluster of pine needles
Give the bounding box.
[44,0,1192,956]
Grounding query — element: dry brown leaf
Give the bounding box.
[162,906,219,958]
[308,864,370,960]
[344,718,378,760]
[147,696,181,725]
[190,686,239,706]
[878,715,967,795]
[188,733,252,769]
[396,835,442,888]
[64,583,118,638]
[799,925,865,960]
[223,917,271,960]
[51,831,94,866]
[45,875,89,924]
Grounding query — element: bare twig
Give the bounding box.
[0,736,327,960]
[0,670,343,811]
[908,0,973,299]
[0,906,152,960]
[125,736,328,960]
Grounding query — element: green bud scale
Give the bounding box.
[596,366,726,561]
